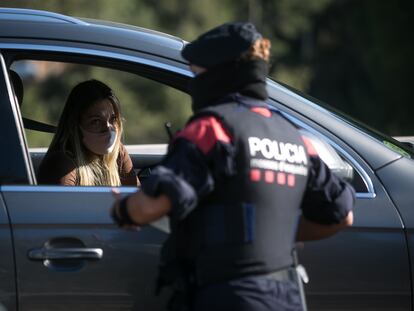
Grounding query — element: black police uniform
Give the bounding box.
[140,22,355,311]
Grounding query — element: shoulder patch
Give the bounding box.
[251,107,272,118]
[176,116,232,154]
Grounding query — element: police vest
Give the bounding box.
[176,100,310,286]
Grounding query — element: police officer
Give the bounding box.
[112,22,355,311]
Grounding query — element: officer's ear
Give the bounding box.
[190,64,207,75]
[244,38,271,62]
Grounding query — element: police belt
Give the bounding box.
[265,265,309,283]
[264,268,293,282]
[265,266,309,311]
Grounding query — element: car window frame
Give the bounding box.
[2,43,191,91]
[267,98,376,199]
[1,44,193,185]
[0,51,35,184]
[2,44,375,199]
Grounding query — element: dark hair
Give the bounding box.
[64,79,119,122]
[49,79,122,153]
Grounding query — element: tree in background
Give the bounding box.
[308,0,414,135]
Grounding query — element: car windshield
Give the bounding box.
[273,80,414,159]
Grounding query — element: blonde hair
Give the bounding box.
[72,119,122,186]
[49,79,123,186]
[241,38,271,62]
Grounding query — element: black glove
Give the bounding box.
[111,196,136,226]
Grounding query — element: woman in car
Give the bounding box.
[38,79,139,187]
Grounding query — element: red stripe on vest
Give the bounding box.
[277,172,286,185]
[176,116,232,154]
[250,169,261,182]
[264,170,274,183]
[287,174,295,187]
[251,107,272,117]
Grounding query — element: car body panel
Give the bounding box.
[0,192,17,311]
[377,157,414,228]
[302,229,411,311]
[377,157,414,303]
[1,186,169,310]
[299,179,410,310]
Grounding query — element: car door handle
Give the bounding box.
[28,247,103,260]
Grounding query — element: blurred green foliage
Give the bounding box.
[2,0,414,144]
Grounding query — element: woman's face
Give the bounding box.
[79,98,119,156]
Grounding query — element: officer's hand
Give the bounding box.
[111,188,140,231]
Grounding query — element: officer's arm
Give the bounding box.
[296,211,353,242]
[127,191,171,225]
[298,155,355,242]
[112,190,172,226]
[111,116,230,227]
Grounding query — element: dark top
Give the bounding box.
[38,144,139,186]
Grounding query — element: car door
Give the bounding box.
[300,180,410,311]
[0,52,21,311]
[0,196,16,311]
[0,53,171,311]
[2,186,169,311]
[0,194,16,311]
[273,104,412,311]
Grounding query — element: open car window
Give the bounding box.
[11,59,192,183]
[13,59,192,147]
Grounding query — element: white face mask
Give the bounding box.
[81,128,117,155]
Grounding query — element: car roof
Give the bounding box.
[0,8,186,62]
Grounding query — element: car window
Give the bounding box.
[273,106,372,195]
[11,59,192,184]
[12,60,192,147]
